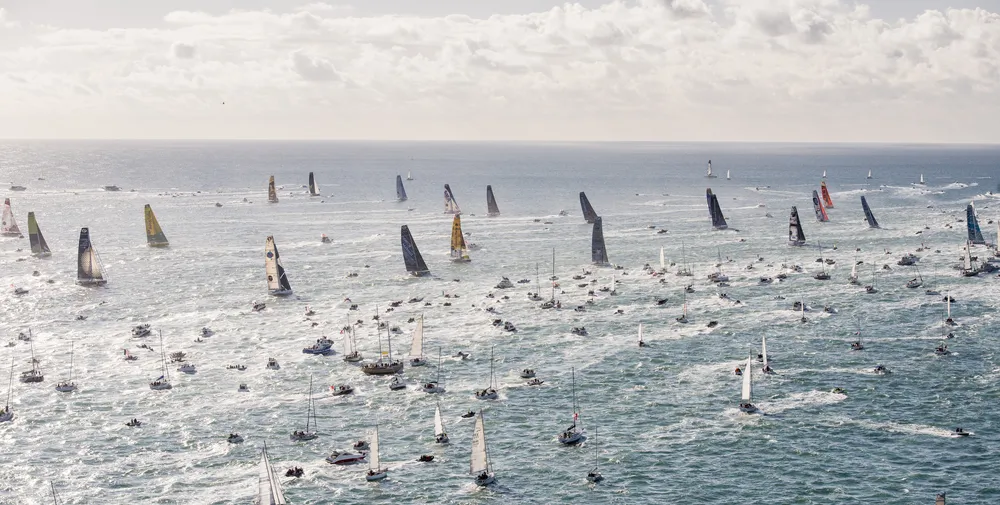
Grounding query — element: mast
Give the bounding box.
[305,375,314,433]
[571,367,579,428]
[489,346,496,389]
[550,248,556,302]
[5,356,13,411]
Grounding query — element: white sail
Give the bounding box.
[726,169,730,180]
[920,174,925,184]
[470,411,490,475]
[369,426,381,471]
[257,445,287,505]
[867,169,872,178]
[761,337,769,369]
[1,199,20,236]
[264,236,292,294]
[434,404,446,437]
[741,355,753,401]
[409,315,424,359]
[659,247,665,271]
[706,160,713,177]
[638,323,643,343]
[964,243,972,270]
[822,169,826,178]
[946,292,951,318]
[850,262,858,280]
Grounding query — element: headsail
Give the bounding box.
[450,215,471,262]
[967,203,985,245]
[706,189,728,230]
[444,184,461,214]
[76,228,107,285]
[821,181,834,208]
[579,192,598,224]
[257,444,287,505]
[860,196,880,229]
[27,212,50,257]
[486,185,500,217]
[591,216,609,266]
[144,204,169,247]
[308,172,319,196]
[267,176,279,203]
[812,190,829,222]
[410,315,424,359]
[434,403,446,437]
[396,175,408,202]
[401,225,430,276]
[264,236,293,295]
[741,355,753,401]
[1,199,21,237]
[788,206,806,246]
[369,425,381,472]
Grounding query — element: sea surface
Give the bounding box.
[1,140,1000,504]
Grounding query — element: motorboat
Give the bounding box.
[227,364,247,371]
[177,364,197,374]
[935,344,950,355]
[422,381,445,394]
[125,419,142,427]
[266,358,280,370]
[526,378,544,386]
[131,324,151,338]
[519,369,536,379]
[418,455,435,462]
[330,384,354,396]
[12,287,27,296]
[873,364,890,375]
[353,440,370,451]
[285,467,305,478]
[10,185,26,191]
[302,337,335,355]
[227,433,244,444]
[200,327,214,338]
[571,327,588,336]
[251,301,266,312]
[238,384,250,392]
[389,376,406,391]
[494,277,514,289]
[851,341,864,351]
[103,185,121,191]
[325,451,365,465]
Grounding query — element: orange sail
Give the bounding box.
[821,181,834,208]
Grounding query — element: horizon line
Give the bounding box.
[1,138,999,146]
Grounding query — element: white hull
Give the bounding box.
[149,381,172,391]
[365,471,388,482]
[55,383,77,392]
[474,474,495,486]
[475,389,498,400]
[269,289,293,297]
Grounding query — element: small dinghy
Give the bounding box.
[227,433,244,444]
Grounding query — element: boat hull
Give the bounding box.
[365,471,388,482]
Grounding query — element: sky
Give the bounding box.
[1,0,999,142]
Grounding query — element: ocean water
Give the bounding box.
[1,140,1000,504]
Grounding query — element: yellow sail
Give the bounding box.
[450,215,470,261]
[144,204,169,247]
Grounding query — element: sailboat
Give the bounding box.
[257,442,287,505]
[540,248,559,309]
[470,410,496,486]
[421,348,445,393]
[788,206,806,246]
[54,342,78,392]
[821,181,835,208]
[267,176,279,203]
[709,248,729,283]
[486,185,500,217]
[866,169,872,179]
[961,240,978,277]
[557,367,585,444]
[726,169,731,180]
[799,298,807,323]
[0,357,13,422]
[706,189,728,230]
[586,427,604,483]
[761,337,774,374]
[848,252,860,285]
[19,335,43,383]
[967,203,986,245]
[450,215,471,262]
[264,236,293,296]
[705,160,717,178]
[676,288,689,323]
[812,190,829,222]
[638,323,647,347]
[528,263,544,301]
[591,216,610,266]
[918,173,926,185]
[579,192,598,224]
[738,355,758,413]
[434,402,449,443]
[290,375,319,441]
[658,247,666,273]
[144,204,169,247]
[149,331,172,390]
[474,346,498,400]
[443,184,461,214]
[343,318,363,362]
[822,169,827,179]
[408,315,427,366]
[308,172,319,196]
[945,291,956,326]
[365,421,388,481]
[1,198,22,237]
[401,225,430,276]
[362,315,404,375]
[906,265,923,288]
[676,242,693,277]
[860,196,880,229]
[814,243,830,280]
[76,228,108,286]
[27,212,50,257]
[396,175,407,202]
[865,263,879,294]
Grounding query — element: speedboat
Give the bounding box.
[227,433,244,444]
[418,454,435,462]
[824,306,838,314]
[494,277,514,289]
[200,327,214,338]
[330,384,354,396]
[526,378,544,386]
[251,301,266,312]
[954,428,970,437]
[935,345,950,356]
[131,324,151,338]
[227,364,247,371]
[238,384,250,392]
[389,376,406,391]
[266,358,280,370]
[54,381,77,393]
[475,388,498,400]
[873,364,890,375]
[325,451,365,465]
[587,468,604,483]
[831,387,847,395]
[103,185,121,191]
[422,381,445,394]
[320,234,331,244]
[10,185,26,191]
[739,402,759,414]
[519,369,536,379]
[353,440,370,451]
[177,364,197,374]
[571,327,588,336]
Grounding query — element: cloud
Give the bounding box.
[0,1,999,141]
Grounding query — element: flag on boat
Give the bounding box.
[573,412,579,422]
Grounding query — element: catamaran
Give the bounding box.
[470,410,496,486]
[264,236,293,296]
[144,204,169,247]
[591,216,610,266]
[76,228,107,286]
[257,442,287,505]
[579,191,598,224]
[557,367,585,445]
[150,331,172,390]
[706,189,728,230]
[475,346,498,400]
[812,190,829,222]
[967,203,986,245]
[401,225,430,276]
[54,342,78,392]
[486,185,500,217]
[788,206,806,246]
[308,172,319,196]
[267,176,279,203]
[450,215,471,262]
[821,181,835,208]
[408,315,427,366]
[1,198,22,237]
[738,355,759,413]
[444,184,461,214]
[705,160,717,178]
[396,175,407,202]
[861,196,880,229]
[434,402,449,443]
[421,348,445,393]
[290,375,319,441]
[365,421,388,481]
[27,212,50,257]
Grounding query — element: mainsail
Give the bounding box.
[369,425,381,473]
[579,192,598,224]
[444,184,461,214]
[401,225,430,276]
[860,196,880,229]
[821,181,834,208]
[264,236,293,295]
[967,203,985,245]
[267,176,279,203]
[257,444,287,505]
[410,315,424,359]
[741,355,753,402]
[812,190,829,222]
[76,228,107,285]
[1,199,21,237]
[308,172,319,196]
[396,175,408,202]
[706,160,716,178]
[144,204,169,247]
[450,215,471,262]
[591,216,609,266]
[27,212,50,257]
[706,189,728,229]
[788,206,806,246]
[486,185,500,217]
[470,411,491,476]
[434,403,446,437]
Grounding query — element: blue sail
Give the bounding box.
[706,189,728,230]
[860,196,880,229]
[396,175,407,202]
[579,192,598,223]
[401,225,430,276]
[967,203,985,244]
[591,216,609,266]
